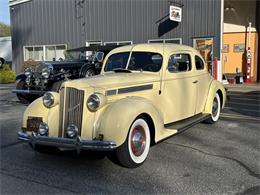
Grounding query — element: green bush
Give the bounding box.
[0,64,16,84]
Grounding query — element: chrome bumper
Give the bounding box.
[12,89,46,95]
[17,131,117,151]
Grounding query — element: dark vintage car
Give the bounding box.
[13,45,120,103]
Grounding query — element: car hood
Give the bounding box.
[64,72,160,90]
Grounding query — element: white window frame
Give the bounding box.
[86,40,102,46]
[104,41,133,46]
[148,38,182,44]
[23,44,67,61]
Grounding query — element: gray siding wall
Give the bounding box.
[10,0,221,72]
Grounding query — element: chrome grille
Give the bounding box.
[59,87,84,137]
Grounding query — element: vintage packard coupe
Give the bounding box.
[18,44,226,168]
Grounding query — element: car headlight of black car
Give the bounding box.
[41,64,53,79]
[24,68,33,78]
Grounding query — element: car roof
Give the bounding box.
[109,43,200,55]
[68,45,121,52]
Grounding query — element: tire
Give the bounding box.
[0,58,5,68]
[50,80,63,92]
[82,68,96,78]
[29,143,57,154]
[205,93,221,124]
[115,117,151,168]
[16,80,35,104]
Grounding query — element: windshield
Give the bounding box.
[104,52,163,72]
[64,51,97,61]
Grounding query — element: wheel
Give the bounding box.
[82,68,96,78]
[16,80,35,104]
[115,117,151,168]
[29,143,57,154]
[50,80,63,92]
[205,93,221,124]
[0,58,5,68]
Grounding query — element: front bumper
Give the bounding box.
[17,131,117,151]
[12,89,47,95]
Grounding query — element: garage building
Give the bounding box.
[9,0,223,75]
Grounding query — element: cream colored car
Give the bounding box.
[18,44,226,168]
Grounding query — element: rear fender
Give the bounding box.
[204,80,226,114]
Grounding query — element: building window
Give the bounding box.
[148,38,182,44]
[24,46,44,61]
[104,41,133,46]
[86,41,102,46]
[24,44,66,61]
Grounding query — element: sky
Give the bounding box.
[0,0,10,25]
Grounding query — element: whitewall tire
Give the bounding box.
[115,117,150,168]
[205,93,221,124]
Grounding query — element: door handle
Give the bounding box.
[192,80,198,84]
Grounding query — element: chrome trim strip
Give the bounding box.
[118,84,153,94]
[17,131,117,151]
[12,89,46,95]
[105,89,117,96]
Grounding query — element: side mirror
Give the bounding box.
[95,52,104,62]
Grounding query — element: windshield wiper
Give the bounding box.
[113,68,132,73]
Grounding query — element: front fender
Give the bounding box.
[22,96,60,137]
[16,73,26,81]
[96,96,165,147]
[204,80,226,114]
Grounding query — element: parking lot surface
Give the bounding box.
[1,84,260,194]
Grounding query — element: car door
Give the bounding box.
[192,55,212,114]
[162,52,197,124]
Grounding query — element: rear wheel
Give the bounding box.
[115,117,150,168]
[205,93,221,124]
[81,68,96,78]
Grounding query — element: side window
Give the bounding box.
[195,56,205,70]
[168,54,191,73]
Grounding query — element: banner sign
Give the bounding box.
[169,5,182,22]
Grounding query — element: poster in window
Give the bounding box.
[222,44,229,53]
[233,44,245,52]
[169,6,182,22]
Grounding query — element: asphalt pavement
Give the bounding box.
[0,83,260,194]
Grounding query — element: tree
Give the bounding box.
[0,22,11,37]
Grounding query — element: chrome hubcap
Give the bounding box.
[212,97,218,117]
[130,125,146,157]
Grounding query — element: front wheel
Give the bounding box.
[115,117,151,168]
[205,93,221,124]
[16,80,35,104]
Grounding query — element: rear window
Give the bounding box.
[195,55,205,70]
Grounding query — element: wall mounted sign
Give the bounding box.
[169,5,182,22]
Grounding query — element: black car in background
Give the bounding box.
[13,45,120,104]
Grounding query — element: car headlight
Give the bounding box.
[43,92,54,108]
[41,67,51,78]
[24,68,33,78]
[87,93,107,112]
[42,92,59,108]
[87,94,100,112]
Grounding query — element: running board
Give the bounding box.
[164,113,210,133]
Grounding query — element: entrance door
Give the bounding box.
[193,38,214,75]
[162,52,197,123]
